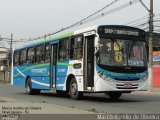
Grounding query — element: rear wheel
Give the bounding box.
[106,92,122,101]
[26,78,40,95]
[69,78,83,100]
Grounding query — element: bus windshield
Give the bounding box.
[98,38,147,67]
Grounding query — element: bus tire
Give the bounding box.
[69,78,83,100]
[107,92,122,101]
[26,78,40,95]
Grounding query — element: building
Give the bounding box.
[0,47,9,81]
[146,32,160,65]
[146,32,160,89]
[0,47,8,67]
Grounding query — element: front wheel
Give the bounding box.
[106,92,122,101]
[69,78,83,100]
[26,78,40,95]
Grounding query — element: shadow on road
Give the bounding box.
[1,85,160,103]
[18,91,160,103]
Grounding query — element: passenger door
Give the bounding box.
[84,35,95,90]
[50,42,58,88]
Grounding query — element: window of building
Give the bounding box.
[27,47,35,64]
[35,44,45,63]
[13,50,19,66]
[59,38,70,61]
[70,36,83,60]
[19,49,26,65]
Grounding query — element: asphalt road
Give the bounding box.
[0,84,160,114]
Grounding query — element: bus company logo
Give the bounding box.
[31,68,47,73]
[137,72,147,77]
[58,69,66,73]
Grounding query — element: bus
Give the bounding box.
[12,25,148,100]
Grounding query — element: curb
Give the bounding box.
[132,91,160,95]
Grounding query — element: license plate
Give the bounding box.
[124,83,132,88]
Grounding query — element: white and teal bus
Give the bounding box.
[12,25,148,100]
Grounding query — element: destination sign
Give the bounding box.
[98,26,145,39]
[104,28,139,36]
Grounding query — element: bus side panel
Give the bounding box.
[29,64,50,90]
[68,60,84,91]
[31,77,50,90]
[56,61,69,90]
[13,66,26,88]
[56,60,84,91]
[13,64,50,90]
[56,76,66,90]
[13,77,25,88]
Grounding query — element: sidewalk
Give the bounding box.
[132,90,160,95]
[151,87,160,92]
[0,97,92,114]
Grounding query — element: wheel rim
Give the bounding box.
[70,82,77,96]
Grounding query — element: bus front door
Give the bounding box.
[50,43,58,89]
[84,35,95,90]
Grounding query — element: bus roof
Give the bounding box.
[14,25,145,51]
[15,32,74,50]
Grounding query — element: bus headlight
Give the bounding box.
[97,71,114,82]
[139,75,148,82]
[97,71,103,77]
[102,75,106,80]
[105,76,114,82]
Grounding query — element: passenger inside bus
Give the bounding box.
[77,49,83,59]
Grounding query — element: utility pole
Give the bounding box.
[9,34,13,65]
[9,34,13,84]
[149,0,153,67]
[148,0,153,91]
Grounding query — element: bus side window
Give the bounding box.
[35,44,45,64]
[70,36,83,60]
[19,49,26,65]
[45,44,50,63]
[58,38,70,61]
[27,47,35,64]
[13,50,20,66]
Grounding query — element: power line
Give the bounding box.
[3,0,122,43]
[24,0,140,41]
[139,0,150,12]
[6,0,156,44]
[125,14,149,25]
[125,13,159,26]
[78,0,140,25]
[125,14,160,33]
[132,20,148,27]
[30,0,121,41]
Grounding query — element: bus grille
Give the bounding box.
[114,78,140,81]
[116,84,138,89]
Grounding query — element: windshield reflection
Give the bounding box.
[97,38,147,67]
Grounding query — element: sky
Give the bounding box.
[0,0,159,47]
